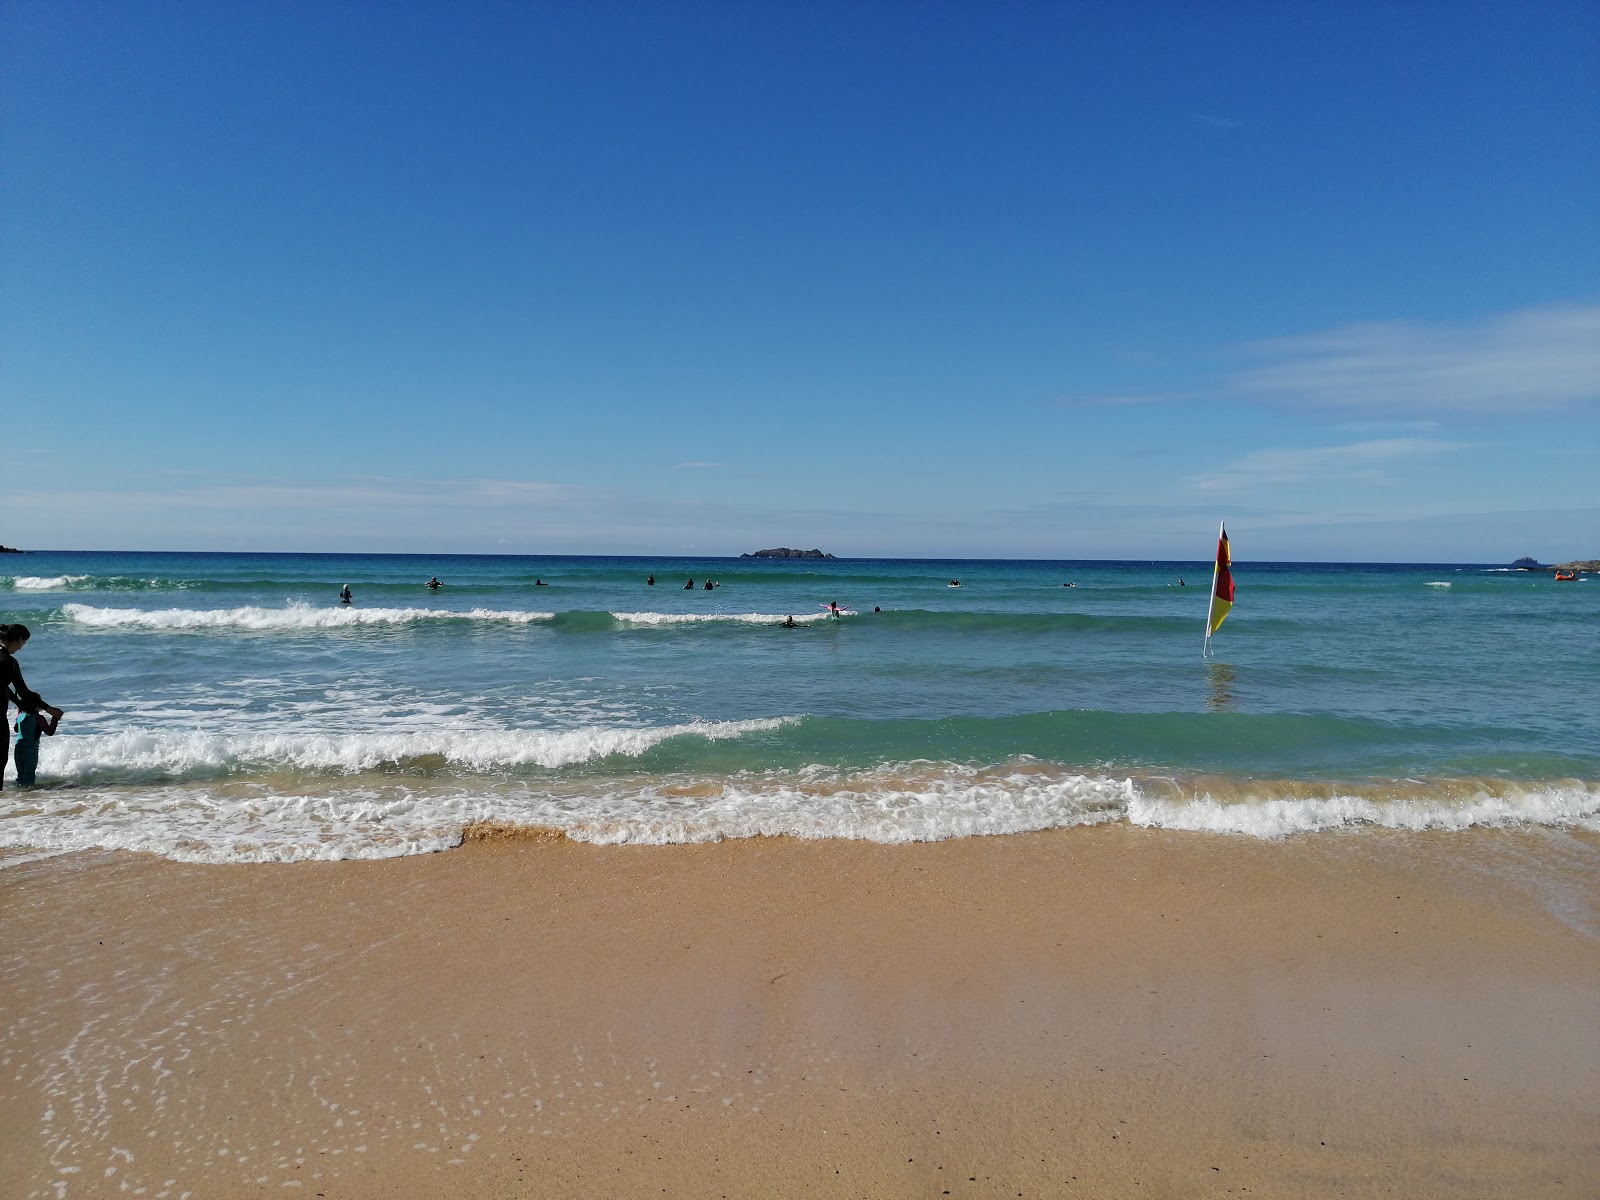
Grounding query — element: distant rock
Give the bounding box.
[740,547,836,559]
[1510,557,1542,569]
[0,544,21,554]
[1552,560,1599,572]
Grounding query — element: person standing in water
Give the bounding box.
[1,624,63,788]
[339,584,353,604]
[426,576,441,590]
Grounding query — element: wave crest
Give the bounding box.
[40,717,793,779]
[62,602,556,630]
[10,575,90,590]
[3,767,1593,865]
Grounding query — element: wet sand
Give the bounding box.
[2,826,1597,1199]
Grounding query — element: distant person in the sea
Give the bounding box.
[1063,582,1076,588]
[948,580,961,588]
[1,623,63,790]
[339,584,352,604]
[782,615,798,628]
[873,606,881,613]
[1178,579,1185,587]
[426,577,441,590]
[704,580,715,590]
[535,579,548,586]
[647,575,655,586]
[684,579,694,590]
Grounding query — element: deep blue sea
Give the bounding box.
[1,551,1595,862]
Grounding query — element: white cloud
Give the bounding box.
[1190,437,1467,492]
[1230,304,1600,414]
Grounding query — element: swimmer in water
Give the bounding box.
[426,576,441,590]
[704,579,714,590]
[339,584,352,604]
[781,615,798,628]
[535,579,548,586]
[647,575,655,585]
[685,579,694,590]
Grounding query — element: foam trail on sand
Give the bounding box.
[2,765,1595,865]
[1128,783,1600,837]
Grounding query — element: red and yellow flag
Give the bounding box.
[1207,525,1234,637]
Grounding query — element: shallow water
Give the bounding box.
[1,551,1595,861]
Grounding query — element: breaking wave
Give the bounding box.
[1,762,1594,865]
[10,575,90,590]
[62,602,557,630]
[37,717,794,779]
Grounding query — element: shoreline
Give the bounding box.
[3,826,1597,1198]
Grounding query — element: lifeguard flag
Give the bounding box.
[1207,526,1234,636]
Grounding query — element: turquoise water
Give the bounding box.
[1,551,1595,861]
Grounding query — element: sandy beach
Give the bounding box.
[3,826,1597,1199]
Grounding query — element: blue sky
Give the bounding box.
[3,0,1596,561]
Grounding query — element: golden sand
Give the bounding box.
[460,820,569,844]
[2,826,1597,1198]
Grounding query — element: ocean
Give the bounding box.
[1,551,1595,864]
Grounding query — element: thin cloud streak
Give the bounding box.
[1190,437,1467,492]
[1230,304,1600,414]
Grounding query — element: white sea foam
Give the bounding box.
[1425,581,1451,588]
[559,767,1132,846]
[3,764,1593,865]
[610,611,834,626]
[10,575,89,589]
[1127,783,1600,838]
[39,717,792,778]
[0,765,1130,864]
[62,602,556,630]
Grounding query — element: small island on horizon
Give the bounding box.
[740,547,837,560]
[1512,556,1598,572]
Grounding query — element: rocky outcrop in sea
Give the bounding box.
[740,548,836,559]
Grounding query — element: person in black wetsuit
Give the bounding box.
[339,584,353,604]
[1,623,63,789]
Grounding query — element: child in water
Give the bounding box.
[13,709,59,787]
